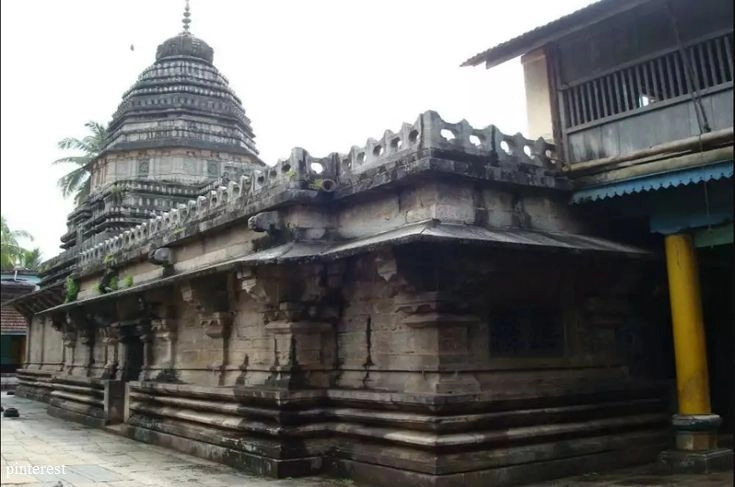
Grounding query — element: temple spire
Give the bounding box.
[182,0,191,34]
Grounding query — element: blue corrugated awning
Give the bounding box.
[571,161,734,204]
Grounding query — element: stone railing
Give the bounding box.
[78,146,332,269]
[338,110,554,177]
[78,111,555,270]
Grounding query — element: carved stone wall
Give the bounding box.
[14,108,674,487]
[90,148,260,194]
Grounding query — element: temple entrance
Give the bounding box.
[122,334,144,382]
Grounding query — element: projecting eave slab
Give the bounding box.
[39,220,650,315]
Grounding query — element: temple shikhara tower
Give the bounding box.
[7,1,732,486]
[47,2,263,289]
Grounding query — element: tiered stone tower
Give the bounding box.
[45,2,263,286]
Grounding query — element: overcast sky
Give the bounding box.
[0,0,593,261]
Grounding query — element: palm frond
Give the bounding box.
[57,166,90,198]
[53,156,92,166]
[11,230,33,241]
[54,121,108,204]
[20,248,42,270]
[57,137,91,153]
[74,178,92,206]
[0,215,35,270]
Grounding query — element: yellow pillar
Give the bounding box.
[664,233,710,415]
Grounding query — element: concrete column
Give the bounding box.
[659,233,732,472]
[521,49,554,142]
[666,234,710,416]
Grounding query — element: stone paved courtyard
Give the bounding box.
[0,394,348,487]
[1,393,732,487]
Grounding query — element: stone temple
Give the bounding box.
[9,4,682,487]
[48,7,262,289]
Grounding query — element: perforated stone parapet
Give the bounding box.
[337,110,557,178]
[77,111,560,272]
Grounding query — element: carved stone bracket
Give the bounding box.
[50,313,65,333]
[135,322,153,342]
[181,278,230,313]
[375,250,399,283]
[99,326,121,379]
[375,250,416,297]
[151,318,178,375]
[64,311,95,375]
[79,327,95,346]
[62,329,77,348]
[236,267,274,309]
[200,312,232,339]
[151,318,177,340]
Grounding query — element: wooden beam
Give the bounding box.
[574,146,733,188]
[564,128,733,175]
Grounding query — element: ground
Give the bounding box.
[1,393,732,487]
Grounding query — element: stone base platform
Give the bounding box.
[15,374,676,487]
[659,448,734,474]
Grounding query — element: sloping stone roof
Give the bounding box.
[103,31,258,157]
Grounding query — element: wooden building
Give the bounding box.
[463,0,733,473]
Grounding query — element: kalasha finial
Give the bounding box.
[182,0,191,34]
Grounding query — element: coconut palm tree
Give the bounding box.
[19,248,43,270]
[53,121,108,206]
[0,215,33,270]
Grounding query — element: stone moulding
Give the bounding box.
[77,111,557,273]
[106,379,671,484]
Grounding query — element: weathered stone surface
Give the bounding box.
[8,15,677,487]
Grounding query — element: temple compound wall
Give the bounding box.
[17,112,672,487]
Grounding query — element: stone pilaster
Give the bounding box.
[237,264,341,390]
[395,291,482,394]
[264,302,336,389]
[181,279,233,385]
[62,328,77,375]
[200,312,232,385]
[100,326,120,379]
[65,311,95,376]
[136,322,154,381]
[151,318,178,375]
[50,316,67,372]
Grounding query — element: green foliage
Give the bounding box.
[53,121,108,206]
[308,178,324,190]
[1,215,40,270]
[122,275,134,288]
[64,276,80,303]
[98,274,119,294]
[103,254,117,267]
[20,248,42,269]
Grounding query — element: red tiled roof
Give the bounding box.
[1,305,27,334]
